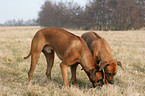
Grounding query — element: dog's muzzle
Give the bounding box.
[106,76,114,84]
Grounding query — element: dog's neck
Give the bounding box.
[79,38,98,75]
[80,53,96,74]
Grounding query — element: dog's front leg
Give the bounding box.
[60,62,69,87]
[70,64,78,86]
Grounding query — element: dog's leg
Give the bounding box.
[28,39,45,84]
[70,64,78,86]
[28,51,41,83]
[42,48,54,81]
[60,62,69,87]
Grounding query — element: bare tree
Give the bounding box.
[37,0,144,30]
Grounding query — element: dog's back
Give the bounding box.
[34,28,83,60]
[81,32,113,61]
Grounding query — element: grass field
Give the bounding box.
[0,26,144,96]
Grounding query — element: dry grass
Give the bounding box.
[0,26,144,96]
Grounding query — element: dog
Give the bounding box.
[81,32,123,85]
[24,28,104,87]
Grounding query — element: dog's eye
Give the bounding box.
[108,73,111,76]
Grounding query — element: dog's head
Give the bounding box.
[99,60,123,84]
[89,66,104,88]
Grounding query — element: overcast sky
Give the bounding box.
[0,0,87,24]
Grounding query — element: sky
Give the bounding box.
[0,0,87,24]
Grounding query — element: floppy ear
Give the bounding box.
[117,61,124,70]
[99,61,109,71]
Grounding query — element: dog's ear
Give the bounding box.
[99,61,109,71]
[117,61,124,70]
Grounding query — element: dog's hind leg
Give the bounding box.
[42,46,54,81]
[28,50,41,83]
[28,51,41,89]
[28,38,45,84]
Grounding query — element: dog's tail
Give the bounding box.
[24,49,31,59]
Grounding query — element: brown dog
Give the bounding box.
[24,28,104,87]
[81,32,123,85]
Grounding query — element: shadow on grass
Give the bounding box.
[76,79,92,88]
[32,75,92,89]
[51,77,92,88]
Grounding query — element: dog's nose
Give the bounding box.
[110,80,114,84]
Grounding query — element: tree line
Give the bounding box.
[1,19,38,26]
[37,0,144,30]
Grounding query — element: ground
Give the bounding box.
[0,26,144,96]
